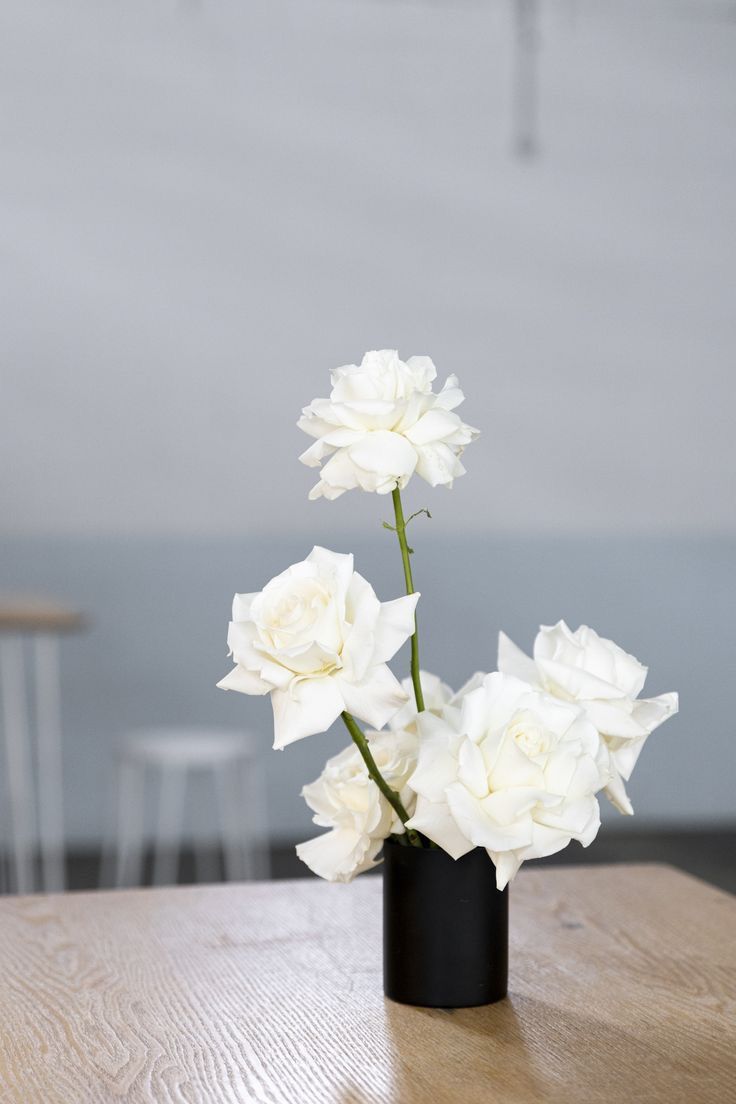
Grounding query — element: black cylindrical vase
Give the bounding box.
[383,838,508,1008]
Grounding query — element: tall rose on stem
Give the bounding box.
[294,349,480,849]
[297,349,477,721]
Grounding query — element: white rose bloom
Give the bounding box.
[217,546,419,749]
[296,729,419,882]
[389,669,488,733]
[389,670,454,732]
[406,673,604,890]
[498,622,679,816]
[297,349,479,500]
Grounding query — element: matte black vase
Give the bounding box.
[383,837,508,1008]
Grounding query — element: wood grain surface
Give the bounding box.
[0,864,733,1104]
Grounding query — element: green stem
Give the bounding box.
[341,712,422,848]
[391,486,425,712]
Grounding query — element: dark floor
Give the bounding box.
[41,828,736,896]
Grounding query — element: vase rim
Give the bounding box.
[384,836,489,861]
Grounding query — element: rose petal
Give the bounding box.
[298,438,335,468]
[232,593,259,622]
[306,546,354,601]
[271,677,345,749]
[296,828,381,882]
[497,632,540,686]
[537,658,628,702]
[456,738,489,799]
[216,665,270,695]
[488,849,522,891]
[404,408,466,447]
[604,769,635,815]
[347,431,418,483]
[406,795,475,860]
[404,355,438,389]
[446,783,534,852]
[341,572,382,682]
[433,374,465,411]
[338,664,408,731]
[414,441,464,487]
[372,593,419,665]
[631,692,678,733]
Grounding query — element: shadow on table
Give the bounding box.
[377,988,728,1104]
[381,994,542,1104]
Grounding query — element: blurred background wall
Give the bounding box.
[1,0,734,849]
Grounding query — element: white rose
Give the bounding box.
[406,672,604,890]
[498,621,679,815]
[389,669,487,733]
[389,670,454,732]
[217,546,419,749]
[296,729,419,882]
[297,349,479,500]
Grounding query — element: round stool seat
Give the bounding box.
[107,726,268,888]
[121,728,258,768]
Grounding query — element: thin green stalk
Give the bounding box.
[341,712,422,848]
[391,486,425,712]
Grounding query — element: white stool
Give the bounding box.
[0,598,84,895]
[107,727,269,888]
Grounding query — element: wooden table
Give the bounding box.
[0,864,734,1103]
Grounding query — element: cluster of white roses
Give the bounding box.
[219,350,678,890]
[290,623,676,890]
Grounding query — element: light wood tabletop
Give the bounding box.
[0,864,733,1104]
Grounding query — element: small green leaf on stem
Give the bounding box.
[406,508,432,524]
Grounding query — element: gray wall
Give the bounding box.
[1,0,735,844]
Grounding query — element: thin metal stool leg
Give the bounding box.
[34,635,65,893]
[99,764,124,889]
[152,765,186,887]
[216,763,247,883]
[246,755,270,880]
[114,760,145,888]
[193,773,221,885]
[0,638,36,894]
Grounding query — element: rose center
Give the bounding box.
[259,579,340,652]
[508,716,551,759]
